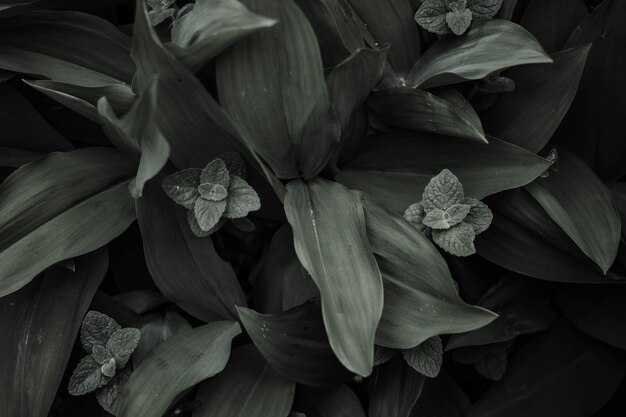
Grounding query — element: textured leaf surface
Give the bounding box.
[0,148,136,297]
[369,356,425,417]
[107,328,141,368]
[433,223,477,257]
[68,355,109,396]
[403,337,443,378]
[96,367,131,416]
[284,178,383,376]
[408,20,551,88]
[194,344,295,417]
[117,321,241,417]
[81,311,121,352]
[223,176,261,218]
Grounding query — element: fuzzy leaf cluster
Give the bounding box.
[162,152,260,237]
[404,169,492,256]
[147,0,176,25]
[415,0,504,36]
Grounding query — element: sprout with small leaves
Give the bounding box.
[415,0,504,36]
[404,169,493,256]
[147,0,176,25]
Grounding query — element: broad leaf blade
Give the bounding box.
[525,150,621,273]
[369,356,425,417]
[0,249,107,417]
[0,148,136,296]
[194,344,295,417]
[520,0,588,53]
[117,321,241,417]
[408,19,551,89]
[284,178,383,376]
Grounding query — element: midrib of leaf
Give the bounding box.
[237,363,272,415]
[302,182,330,290]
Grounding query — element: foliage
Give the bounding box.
[0,0,625,416]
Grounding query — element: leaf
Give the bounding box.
[92,346,114,365]
[415,0,450,35]
[98,78,171,199]
[403,202,427,232]
[433,223,477,257]
[137,172,247,322]
[220,151,247,178]
[403,337,443,378]
[223,175,261,218]
[447,275,558,350]
[525,150,621,273]
[148,8,175,25]
[369,355,425,417]
[446,5,473,36]
[467,0,503,19]
[0,11,134,86]
[468,321,626,417]
[475,189,614,283]
[422,169,465,212]
[68,355,109,396]
[294,385,366,417]
[96,367,131,416]
[369,87,487,143]
[408,19,551,88]
[464,198,493,233]
[107,328,141,369]
[336,130,550,214]
[194,344,295,417]
[482,46,590,153]
[198,183,228,201]
[238,302,351,387]
[284,178,384,376]
[359,196,497,349]
[81,311,121,352]
[169,0,277,72]
[474,351,507,381]
[520,0,588,53]
[423,204,472,230]
[133,311,191,365]
[555,0,626,179]
[100,358,117,378]
[161,168,202,209]
[132,0,241,169]
[0,148,137,297]
[0,249,107,417]
[194,197,227,231]
[374,346,397,366]
[116,321,241,417]
[201,159,230,188]
[217,0,339,179]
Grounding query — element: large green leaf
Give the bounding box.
[360,195,497,348]
[476,189,613,283]
[294,385,366,417]
[0,11,134,86]
[238,302,351,387]
[117,321,241,417]
[556,0,626,179]
[369,87,487,143]
[0,249,107,417]
[136,171,246,322]
[469,321,626,417]
[169,0,277,72]
[336,130,550,214]
[133,0,241,169]
[408,20,551,89]
[369,356,425,417]
[217,0,339,179]
[520,0,588,52]
[194,344,295,417]
[482,46,589,152]
[345,0,420,75]
[284,178,383,376]
[558,286,626,350]
[0,148,136,297]
[525,150,621,273]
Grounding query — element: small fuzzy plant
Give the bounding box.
[416,0,503,35]
[404,169,493,256]
[68,312,140,415]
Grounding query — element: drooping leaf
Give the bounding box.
[194,344,295,417]
[81,311,121,352]
[482,46,590,152]
[169,0,277,71]
[0,148,136,297]
[117,321,241,417]
[369,355,426,417]
[217,0,339,179]
[369,87,487,143]
[469,321,626,417]
[0,249,107,417]
[337,130,550,214]
[408,19,551,88]
[447,275,558,350]
[137,172,247,322]
[294,385,366,417]
[520,0,588,52]
[284,178,383,376]
[0,11,134,86]
[359,195,497,349]
[403,337,443,378]
[525,150,621,273]
[238,302,351,387]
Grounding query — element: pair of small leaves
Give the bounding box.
[404,169,493,256]
[147,0,177,25]
[162,153,260,236]
[375,337,444,378]
[69,311,140,397]
[416,0,503,36]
